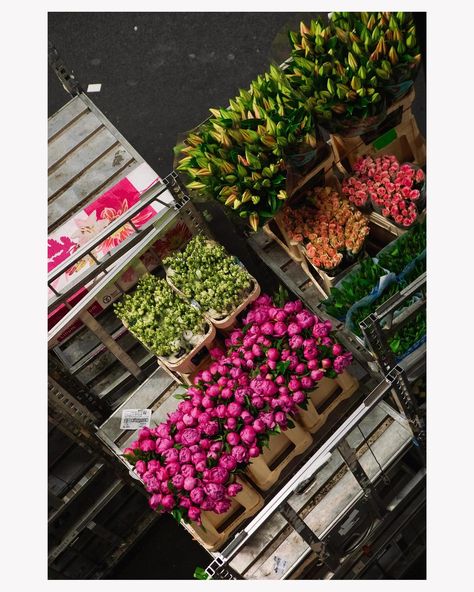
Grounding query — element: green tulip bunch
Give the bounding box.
[286,12,421,130]
[114,274,206,358]
[164,235,253,318]
[177,65,317,230]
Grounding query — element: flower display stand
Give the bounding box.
[296,370,359,433]
[245,421,313,491]
[330,88,426,169]
[183,477,264,551]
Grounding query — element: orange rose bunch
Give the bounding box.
[281,187,369,271]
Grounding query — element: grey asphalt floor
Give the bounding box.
[48,12,426,580]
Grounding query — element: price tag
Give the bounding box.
[120,409,152,430]
[273,555,288,576]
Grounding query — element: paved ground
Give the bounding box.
[48,12,426,581]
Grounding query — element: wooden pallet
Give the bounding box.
[330,88,426,169]
[297,371,360,433]
[245,421,313,491]
[183,477,264,551]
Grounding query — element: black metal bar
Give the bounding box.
[48,41,82,96]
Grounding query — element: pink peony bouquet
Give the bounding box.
[123,293,353,525]
[342,155,425,227]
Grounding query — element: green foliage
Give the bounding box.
[286,12,421,123]
[114,274,206,357]
[164,235,253,317]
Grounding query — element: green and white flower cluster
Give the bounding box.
[114,274,206,358]
[164,235,253,318]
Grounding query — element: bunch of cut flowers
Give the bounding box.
[280,186,369,272]
[164,235,253,319]
[123,293,353,525]
[114,274,207,358]
[342,154,425,227]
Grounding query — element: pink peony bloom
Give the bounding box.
[135,460,147,475]
[289,378,301,392]
[292,390,306,405]
[289,335,304,350]
[180,464,196,479]
[296,310,315,329]
[226,432,240,446]
[181,428,200,446]
[179,447,192,464]
[249,446,261,458]
[231,445,249,464]
[301,376,314,390]
[240,425,257,445]
[214,499,232,514]
[187,506,202,522]
[219,453,237,471]
[138,426,153,441]
[287,322,302,336]
[207,467,230,484]
[251,395,265,409]
[273,322,288,337]
[203,421,220,436]
[311,369,325,381]
[184,476,197,491]
[161,494,175,511]
[166,462,180,477]
[227,482,243,497]
[226,417,238,430]
[260,411,276,429]
[204,482,225,501]
[140,439,156,453]
[201,497,216,511]
[149,494,163,511]
[274,411,287,426]
[172,474,185,489]
[227,402,242,417]
[190,487,205,505]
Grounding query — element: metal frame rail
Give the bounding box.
[360,272,426,376]
[204,366,423,580]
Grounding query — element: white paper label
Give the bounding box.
[273,556,288,576]
[120,409,152,430]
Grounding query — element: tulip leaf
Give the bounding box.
[171,508,183,523]
[194,567,211,580]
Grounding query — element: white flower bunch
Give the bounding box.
[114,274,206,357]
[164,235,253,317]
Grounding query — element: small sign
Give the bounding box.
[273,555,288,576]
[87,83,102,93]
[120,409,151,430]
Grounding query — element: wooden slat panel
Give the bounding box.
[48,151,136,229]
[48,97,89,140]
[48,127,121,199]
[48,111,104,170]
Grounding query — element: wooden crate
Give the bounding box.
[296,370,359,433]
[245,421,313,491]
[156,322,216,375]
[183,477,264,551]
[204,278,261,331]
[297,244,366,298]
[262,146,337,262]
[330,88,426,169]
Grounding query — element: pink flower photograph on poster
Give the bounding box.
[48,164,161,337]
